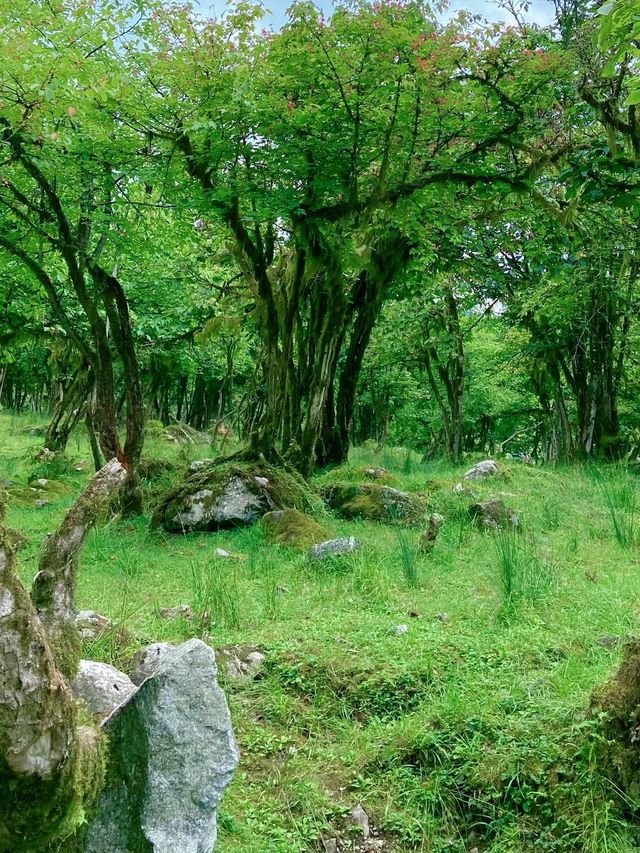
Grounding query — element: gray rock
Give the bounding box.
[189,459,214,473]
[351,804,370,839]
[85,639,239,853]
[215,547,231,558]
[34,499,51,508]
[309,536,360,561]
[394,624,409,635]
[463,460,500,480]
[322,839,338,853]
[72,660,137,723]
[130,642,175,686]
[469,498,519,530]
[217,644,266,680]
[74,610,112,642]
[363,467,388,479]
[172,478,265,531]
[324,483,425,524]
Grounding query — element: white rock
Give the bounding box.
[130,642,175,686]
[463,460,499,480]
[72,660,137,722]
[309,537,360,561]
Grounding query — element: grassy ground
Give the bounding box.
[2,413,640,852]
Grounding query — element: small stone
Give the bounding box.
[395,624,409,635]
[34,499,50,508]
[309,536,360,561]
[363,467,387,479]
[131,642,175,685]
[436,612,448,622]
[254,476,270,487]
[418,513,445,554]
[74,610,112,642]
[36,478,48,487]
[351,804,370,839]
[408,609,420,618]
[72,660,137,722]
[322,839,338,853]
[454,482,474,496]
[463,460,500,480]
[159,604,193,620]
[469,499,519,531]
[215,547,231,557]
[217,645,266,680]
[189,459,213,473]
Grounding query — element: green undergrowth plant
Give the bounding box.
[494,532,556,622]
[598,466,639,548]
[189,558,241,632]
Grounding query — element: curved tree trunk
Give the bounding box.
[0,462,126,851]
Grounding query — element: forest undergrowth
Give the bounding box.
[2,413,640,853]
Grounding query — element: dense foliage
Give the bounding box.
[0,0,638,477]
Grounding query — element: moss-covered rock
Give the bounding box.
[152,462,318,533]
[262,508,330,548]
[589,639,640,798]
[469,498,519,530]
[7,478,72,506]
[323,483,425,525]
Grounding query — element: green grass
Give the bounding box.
[2,414,640,851]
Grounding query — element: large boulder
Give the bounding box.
[323,483,425,525]
[84,638,239,853]
[463,460,500,480]
[262,508,330,548]
[71,660,137,723]
[152,462,315,533]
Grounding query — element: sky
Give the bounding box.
[199,0,557,30]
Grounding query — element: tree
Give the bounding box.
[0,0,153,510]
[133,0,570,474]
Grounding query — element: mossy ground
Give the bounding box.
[3,413,640,852]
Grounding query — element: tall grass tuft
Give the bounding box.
[190,559,240,632]
[394,523,419,587]
[495,533,555,622]
[599,468,638,548]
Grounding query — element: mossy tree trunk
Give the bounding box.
[30,459,128,681]
[0,461,125,852]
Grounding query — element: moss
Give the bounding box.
[0,714,106,853]
[152,461,320,531]
[589,640,640,798]
[262,508,331,548]
[138,457,179,481]
[144,420,165,436]
[7,479,72,506]
[323,483,425,525]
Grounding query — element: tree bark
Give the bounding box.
[30,458,127,680]
[0,491,109,852]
